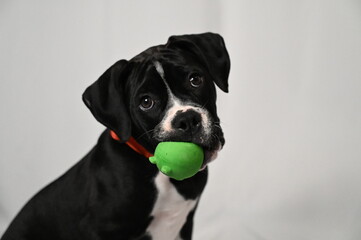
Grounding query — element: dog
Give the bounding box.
[1,32,230,240]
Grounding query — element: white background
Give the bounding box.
[1,1,361,239]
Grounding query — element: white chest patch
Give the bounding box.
[146,172,198,240]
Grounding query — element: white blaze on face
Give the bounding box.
[153,61,212,139]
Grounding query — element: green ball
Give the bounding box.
[149,142,204,181]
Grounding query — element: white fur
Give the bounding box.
[153,61,212,140]
[160,97,211,137]
[146,172,197,240]
[154,61,166,80]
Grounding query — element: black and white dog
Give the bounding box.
[2,32,230,240]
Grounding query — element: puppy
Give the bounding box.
[2,32,230,240]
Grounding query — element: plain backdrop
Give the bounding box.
[1,1,361,239]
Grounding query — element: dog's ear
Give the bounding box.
[166,32,230,92]
[82,60,131,142]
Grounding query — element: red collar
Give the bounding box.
[110,130,153,159]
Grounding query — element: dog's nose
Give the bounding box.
[172,110,202,134]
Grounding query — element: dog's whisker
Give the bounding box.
[213,120,225,125]
[136,129,155,140]
[200,99,210,109]
[213,124,222,129]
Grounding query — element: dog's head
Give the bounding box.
[83,33,230,168]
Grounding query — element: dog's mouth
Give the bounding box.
[151,135,224,171]
[151,117,225,170]
[199,140,223,171]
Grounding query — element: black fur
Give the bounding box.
[2,32,230,240]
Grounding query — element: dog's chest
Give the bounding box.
[146,173,197,240]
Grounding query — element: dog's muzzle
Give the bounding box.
[154,109,224,169]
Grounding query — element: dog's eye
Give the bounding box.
[139,96,154,111]
[189,74,203,88]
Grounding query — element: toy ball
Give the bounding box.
[149,142,204,181]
